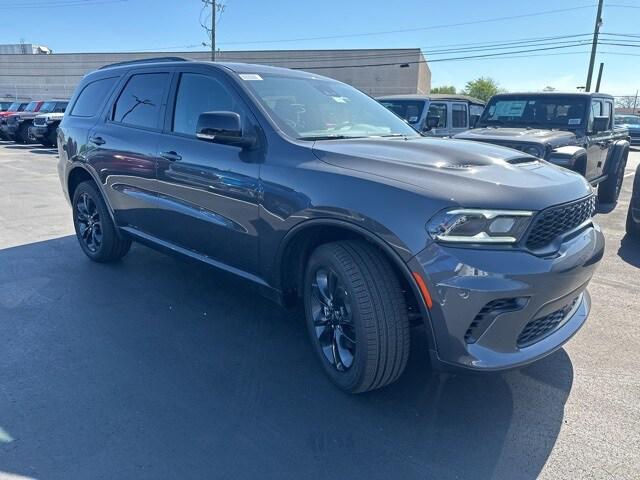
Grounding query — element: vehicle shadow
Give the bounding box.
[596,201,617,214]
[28,148,57,155]
[0,236,573,480]
[617,234,640,267]
[2,144,37,150]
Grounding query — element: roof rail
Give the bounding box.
[99,56,190,70]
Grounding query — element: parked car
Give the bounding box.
[615,114,640,146]
[0,100,44,143]
[58,58,604,393]
[377,94,485,136]
[0,101,29,139]
[455,92,630,204]
[627,164,640,237]
[29,101,69,147]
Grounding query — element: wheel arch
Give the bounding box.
[275,218,432,323]
[604,139,630,177]
[66,164,118,227]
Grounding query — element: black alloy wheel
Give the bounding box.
[75,192,103,253]
[72,181,131,262]
[310,266,357,371]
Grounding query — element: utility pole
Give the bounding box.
[633,90,639,115]
[595,62,604,92]
[211,0,215,61]
[585,0,604,92]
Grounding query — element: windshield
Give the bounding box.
[40,101,67,113]
[24,102,40,112]
[615,115,640,126]
[378,99,425,125]
[240,73,419,140]
[0,102,12,111]
[7,102,21,111]
[478,96,588,129]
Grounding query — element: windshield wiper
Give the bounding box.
[297,135,366,141]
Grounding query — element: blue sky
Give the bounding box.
[2,0,639,95]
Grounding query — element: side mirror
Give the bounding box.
[196,111,254,148]
[591,116,609,133]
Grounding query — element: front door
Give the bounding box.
[154,69,262,275]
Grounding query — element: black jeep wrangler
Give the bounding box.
[455,92,630,204]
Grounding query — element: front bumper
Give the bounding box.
[409,222,604,371]
[29,125,49,140]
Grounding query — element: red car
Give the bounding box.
[0,101,43,141]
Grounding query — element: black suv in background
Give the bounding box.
[58,59,603,393]
[30,101,69,147]
[5,100,68,144]
[455,93,630,204]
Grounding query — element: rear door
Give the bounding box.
[153,67,262,274]
[450,102,469,136]
[85,68,172,233]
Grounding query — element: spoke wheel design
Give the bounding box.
[75,192,103,253]
[310,267,356,372]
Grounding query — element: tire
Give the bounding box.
[17,123,30,144]
[303,240,410,393]
[46,128,57,148]
[72,181,131,262]
[627,206,640,237]
[598,146,628,204]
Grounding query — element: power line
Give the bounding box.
[0,0,126,8]
[216,5,598,45]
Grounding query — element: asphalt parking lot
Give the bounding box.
[0,141,639,480]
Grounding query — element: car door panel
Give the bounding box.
[154,69,261,274]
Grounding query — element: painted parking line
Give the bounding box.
[624,172,635,178]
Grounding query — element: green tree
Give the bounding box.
[431,85,456,94]
[462,77,504,102]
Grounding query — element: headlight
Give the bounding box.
[522,145,542,158]
[46,118,55,124]
[427,209,534,244]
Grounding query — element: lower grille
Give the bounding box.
[517,297,580,347]
[465,297,527,343]
[525,196,596,250]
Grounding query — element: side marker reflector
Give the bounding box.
[412,272,433,310]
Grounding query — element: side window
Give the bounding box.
[70,77,117,117]
[452,103,468,128]
[172,72,244,136]
[112,73,170,129]
[589,100,602,131]
[426,103,447,128]
[469,104,484,127]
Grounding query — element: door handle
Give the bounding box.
[89,135,105,146]
[160,151,182,162]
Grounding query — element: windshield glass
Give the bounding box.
[0,102,12,111]
[478,96,588,129]
[8,102,21,111]
[24,102,39,112]
[615,115,640,126]
[378,99,425,125]
[240,73,419,139]
[40,101,67,113]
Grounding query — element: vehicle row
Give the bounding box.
[0,99,68,146]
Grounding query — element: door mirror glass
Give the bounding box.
[591,115,609,133]
[196,111,253,147]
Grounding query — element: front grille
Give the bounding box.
[33,117,47,127]
[525,196,596,250]
[6,116,18,125]
[517,297,579,347]
[465,297,526,343]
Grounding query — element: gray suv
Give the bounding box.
[57,58,604,393]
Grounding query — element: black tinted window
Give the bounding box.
[452,103,468,128]
[427,103,447,127]
[113,73,169,129]
[71,77,117,117]
[173,73,242,136]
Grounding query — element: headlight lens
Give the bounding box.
[427,209,534,244]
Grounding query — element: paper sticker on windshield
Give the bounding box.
[409,116,419,122]
[331,96,348,103]
[568,118,582,125]
[239,74,263,81]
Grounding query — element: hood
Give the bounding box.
[455,127,575,146]
[14,111,39,120]
[312,137,592,211]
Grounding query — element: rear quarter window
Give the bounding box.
[70,77,118,118]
